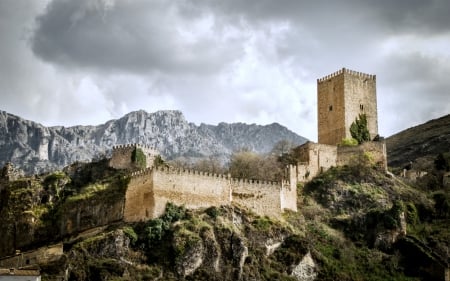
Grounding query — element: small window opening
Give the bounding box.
[360,104,364,111]
[329,105,333,111]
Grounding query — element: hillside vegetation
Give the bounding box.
[1,155,449,280]
[386,114,450,168]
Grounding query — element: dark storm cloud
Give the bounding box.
[192,0,450,34]
[1,0,448,139]
[31,0,450,78]
[31,0,244,74]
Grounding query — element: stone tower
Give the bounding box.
[317,68,378,145]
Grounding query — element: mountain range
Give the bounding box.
[0,110,307,174]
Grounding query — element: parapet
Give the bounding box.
[130,167,153,178]
[112,143,159,153]
[153,166,229,180]
[230,177,281,189]
[317,67,376,83]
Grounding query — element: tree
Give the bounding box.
[350,114,371,144]
[228,149,262,179]
[271,140,295,156]
[228,148,286,181]
[191,156,226,174]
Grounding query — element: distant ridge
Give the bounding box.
[0,110,307,174]
[386,114,450,168]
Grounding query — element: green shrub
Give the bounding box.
[162,202,186,222]
[252,217,274,231]
[131,147,147,169]
[123,226,138,245]
[340,138,359,146]
[405,202,419,225]
[205,206,221,219]
[141,203,187,247]
[350,114,371,144]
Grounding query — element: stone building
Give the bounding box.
[297,68,386,183]
[318,68,378,145]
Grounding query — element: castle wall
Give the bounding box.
[151,167,231,218]
[122,165,296,222]
[337,141,386,170]
[296,141,386,183]
[280,165,298,212]
[231,179,282,218]
[123,169,154,222]
[296,142,337,183]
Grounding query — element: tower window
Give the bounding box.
[329,105,333,111]
[360,104,364,111]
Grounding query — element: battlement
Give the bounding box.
[153,166,228,179]
[112,143,158,152]
[110,143,160,170]
[230,177,281,189]
[317,68,376,83]
[114,144,298,221]
[130,167,153,178]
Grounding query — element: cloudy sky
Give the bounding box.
[1,0,449,140]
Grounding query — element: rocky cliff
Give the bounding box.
[0,110,306,174]
[1,159,448,280]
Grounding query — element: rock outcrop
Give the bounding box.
[0,110,307,174]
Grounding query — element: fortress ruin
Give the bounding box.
[109,144,297,221]
[296,68,387,182]
[107,68,386,221]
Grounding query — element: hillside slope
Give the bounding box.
[386,114,450,168]
[1,160,448,280]
[0,110,306,174]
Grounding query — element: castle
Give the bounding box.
[110,68,387,221]
[296,68,387,182]
[110,144,297,221]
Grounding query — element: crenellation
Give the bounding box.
[130,167,153,178]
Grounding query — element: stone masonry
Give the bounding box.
[109,144,159,170]
[297,68,386,183]
[318,68,378,145]
[110,145,298,221]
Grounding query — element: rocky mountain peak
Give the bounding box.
[0,110,307,174]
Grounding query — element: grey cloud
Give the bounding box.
[376,51,450,135]
[31,0,244,74]
[367,0,450,34]
[192,0,450,34]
